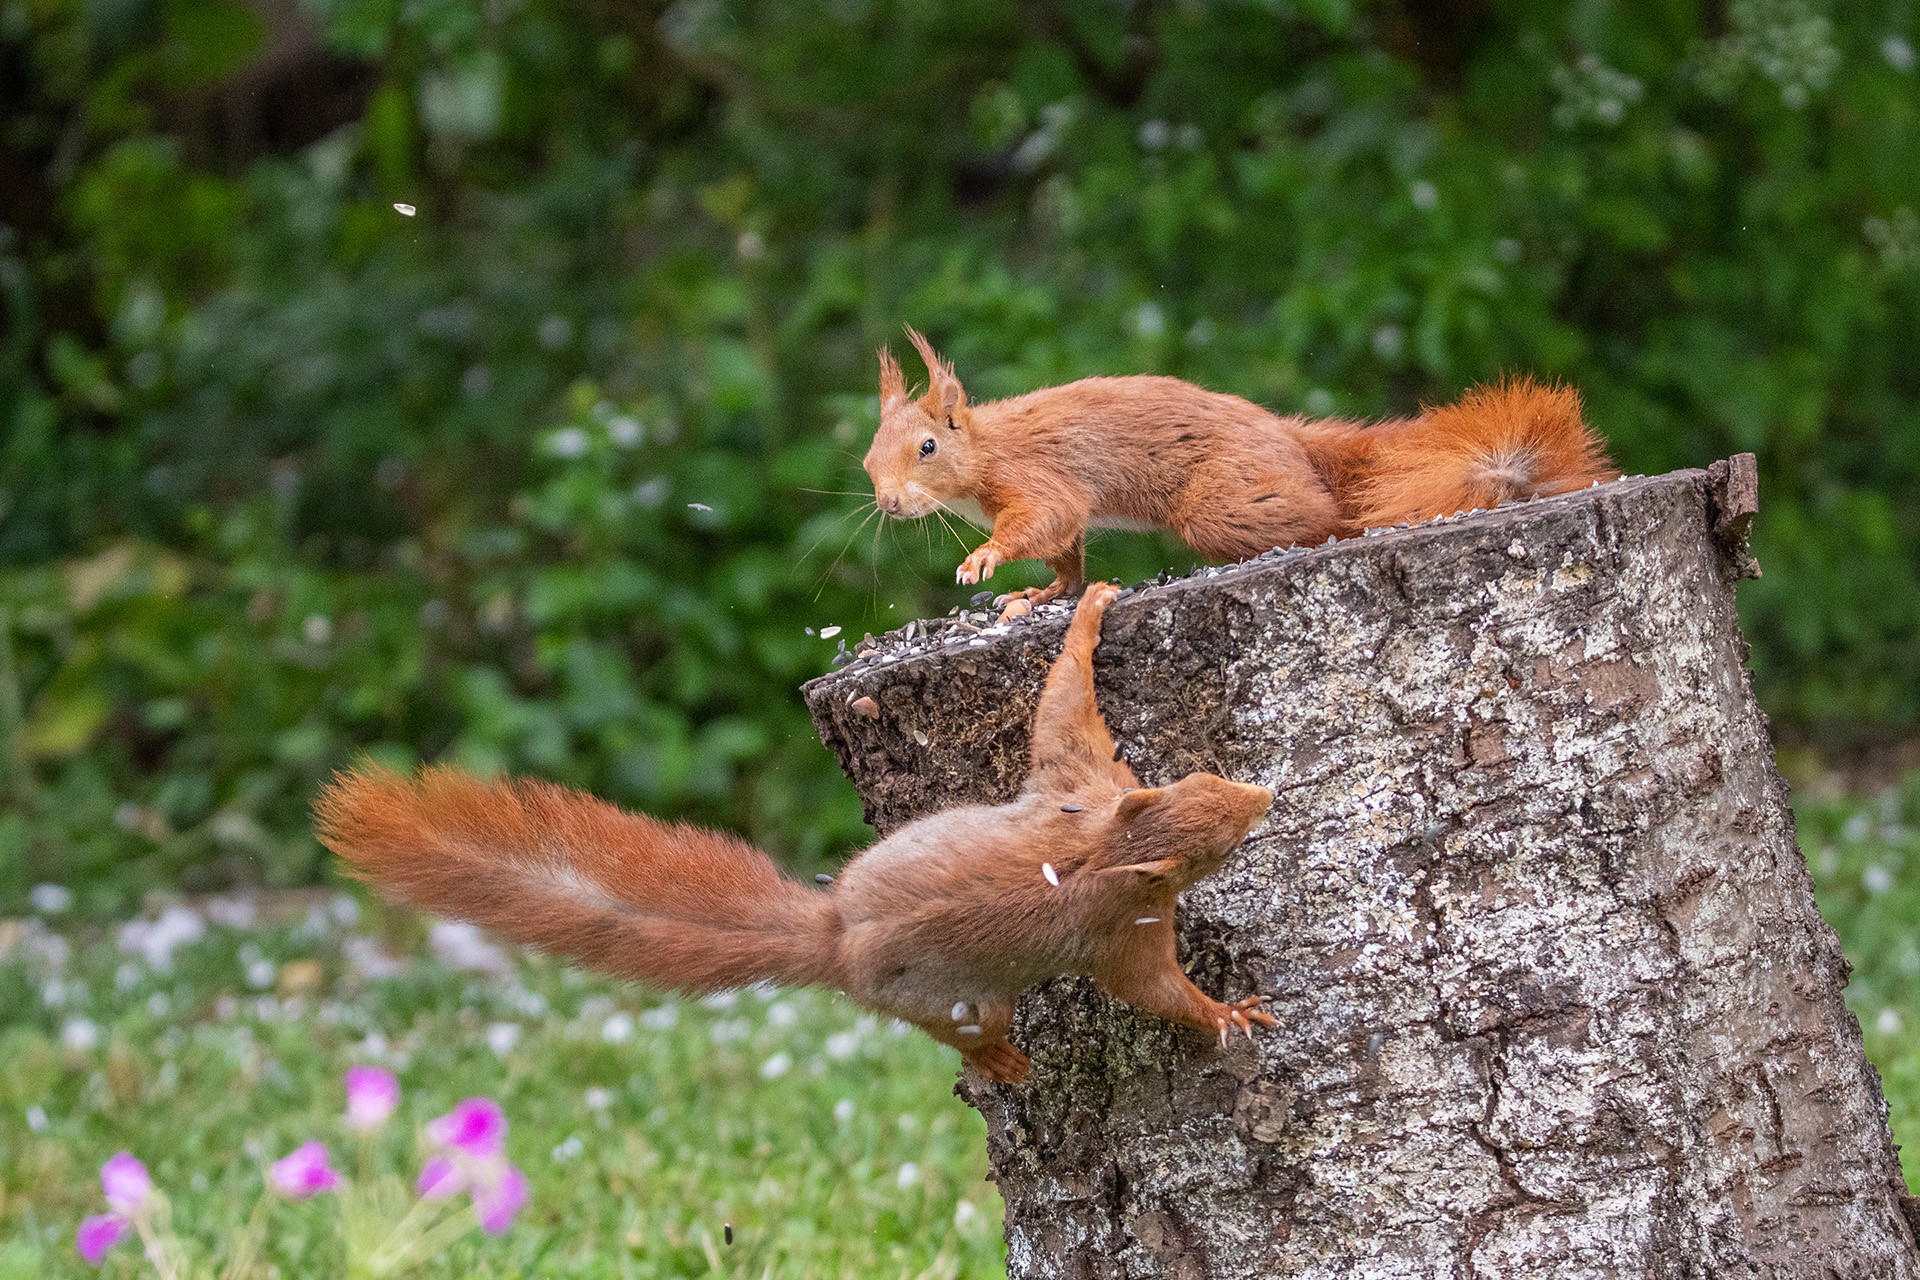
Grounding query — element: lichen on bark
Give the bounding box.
[804,466,1919,1279]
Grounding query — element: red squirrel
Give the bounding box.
[864,327,1618,604]
[315,584,1276,1084]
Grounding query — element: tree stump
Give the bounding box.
[802,462,1919,1279]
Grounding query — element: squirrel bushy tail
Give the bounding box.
[314,766,841,993]
[1346,377,1616,530]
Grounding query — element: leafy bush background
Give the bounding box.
[3,0,1916,910]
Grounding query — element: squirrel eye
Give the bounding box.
[919,438,937,459]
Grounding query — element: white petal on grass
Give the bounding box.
[687,502,713,512]
[818,625,842,639]
[393,202,417,216]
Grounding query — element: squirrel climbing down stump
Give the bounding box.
[314,583,1277,1085]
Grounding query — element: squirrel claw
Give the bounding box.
[1214,996,1279,1045]
[957,545,1003,587]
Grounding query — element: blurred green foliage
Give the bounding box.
[3,0,1917,908]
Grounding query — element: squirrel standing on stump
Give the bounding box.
[314,584,1276,1084]
[863,327,1618,606]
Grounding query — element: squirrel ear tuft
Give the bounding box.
[1114,787,1167,823]
[877,346,905,410]
[904,324,967,418]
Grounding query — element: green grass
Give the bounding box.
[0,900,1004,1278]
[2,771,1916,1277]
[1792,768,1920,1187]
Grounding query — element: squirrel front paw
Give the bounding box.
[1212,995,1279,1047]
[956,544,1005,586]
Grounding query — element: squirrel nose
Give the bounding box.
[881,496,903,515]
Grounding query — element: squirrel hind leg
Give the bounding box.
[1172,476,1345,561]
[962,1040,1032,1084]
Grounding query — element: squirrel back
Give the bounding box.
[315,766,840,993]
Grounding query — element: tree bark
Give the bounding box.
[802,462,1919,1279]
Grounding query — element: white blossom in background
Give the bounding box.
[600,1012,635,1044]
[28,884,73,914]
[640,1003,679,1031]
[342,935,409,980]
[62,1017,101,1052]
[427,921,511,975]
[485,1022,523,1056]
[546,427,590,459]
[895,1163,920,1189]
[1551,55,1645,128]
[117,906,206,970]
[202,894,258,930]
[760,1052,793,1080]
[833,1098,856,1123]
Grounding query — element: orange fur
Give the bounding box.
[314,586,1278,1084]
[863,331,1618,601]
[1344,377,1616,529]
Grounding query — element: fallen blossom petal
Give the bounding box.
[426,1097,507,1156]
[343,1066,400,1130]
[270,1141,342,1199]
[100,1152,153,1215]
[473,1163,530,1233]
[416,1156,464,1200]
[76,1214,130,1265]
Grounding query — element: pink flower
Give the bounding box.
[76,1213,131,1266]
[425,1097,506,1156]
[416,1155,463,1200]
[344,1066,400,1131]
[269,1141,341,1199]
[100,1152,153,1216]
[473,1163,529,1234]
